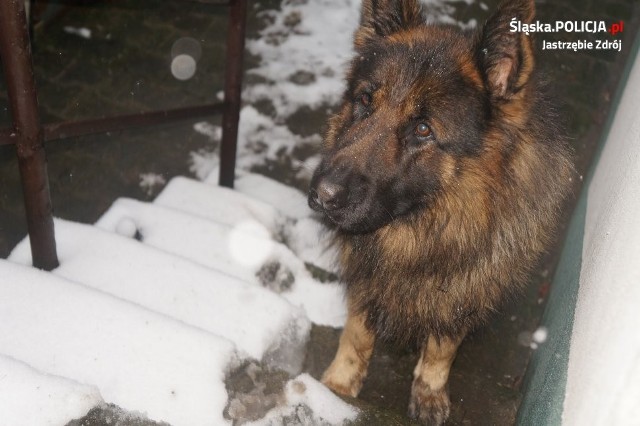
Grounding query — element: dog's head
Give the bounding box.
[309,0,536,234]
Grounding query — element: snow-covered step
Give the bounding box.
[201,168,311,220]
[155,176,337,274]
[155,176,286,237]
[234,173,339,273]
[245,374,359,426]
[234,173,313,220]
[0,260,236,426]
[0,354,103,426]
[96,197,347,327]
[96,197,306,287]
[9,219,310,370]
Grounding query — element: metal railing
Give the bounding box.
[0,0,247,270]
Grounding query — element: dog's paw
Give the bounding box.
[408,378,450,426]
[321,368,362,398]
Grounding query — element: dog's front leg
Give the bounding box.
[321,309,375,397]
[409,334,464,425]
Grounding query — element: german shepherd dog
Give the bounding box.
[308,0,573,423]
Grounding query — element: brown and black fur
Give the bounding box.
[308,0,574,424]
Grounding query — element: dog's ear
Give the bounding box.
[479,0,535,100]
[355,0,423,48]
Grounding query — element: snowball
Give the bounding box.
[115,217,137,238]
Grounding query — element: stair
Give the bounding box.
[95,178,346,326]
[0,354,103,426]
[10,217,311,367]
[154,175,337,273]
[0,173,349,425]
[0,260,236,426]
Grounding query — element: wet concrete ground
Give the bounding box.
[1,0,639,424]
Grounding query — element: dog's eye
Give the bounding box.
[359,92,372,107]
[415,123,432,138]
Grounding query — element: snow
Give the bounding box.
[242,106,322,171]
[248,374,359,426]
[156,175,339,276]
[193,121,222,141]
[230,172,315,220]
[244,0,360,118]
[99,197,283,278]
[97,184,345,327]
[139,172,167,196]
[115,216,138,238]
[155,175,286,238]
[242,0,476,119]
[0,354,103,426]
[0,260,237,426]
[9,218,311,369]
[226,172,338,272]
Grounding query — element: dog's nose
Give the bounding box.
[313,181,347,211]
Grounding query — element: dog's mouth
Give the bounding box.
[322,211,346,228]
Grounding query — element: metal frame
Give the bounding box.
[0,0,247,270]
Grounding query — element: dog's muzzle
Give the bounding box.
[308,180,348,212]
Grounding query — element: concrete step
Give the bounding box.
[155,175,337,275]
[232,173,339,275]
[0,259,236,426]
[9,219,310,371]
[96,197,307,288]
[2,172,352,424]
[95,197,346,327]
[0,354,103,426]
[232,173,315,220]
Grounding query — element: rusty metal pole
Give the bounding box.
[0,0,59,270]
[218,0,247,188]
